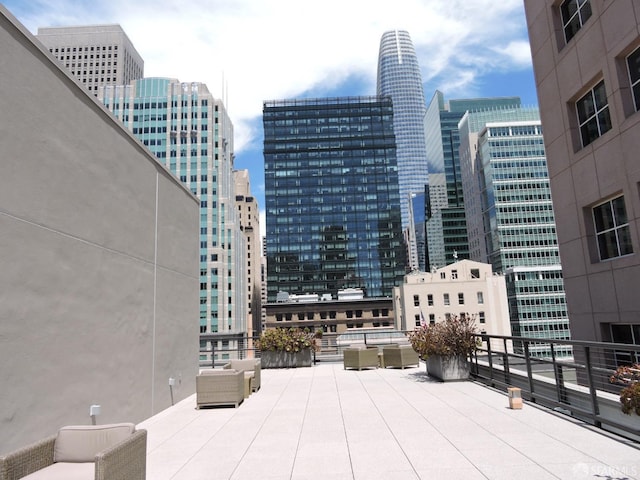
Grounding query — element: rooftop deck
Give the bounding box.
[139,363,640,480]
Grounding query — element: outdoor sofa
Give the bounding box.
[0,422,147,480]
[382,344,420,369]
[196,369,244,408]
[343,345,379,370]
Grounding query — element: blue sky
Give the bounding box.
[3,0,538,232]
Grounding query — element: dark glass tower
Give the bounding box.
[263,96,406,302]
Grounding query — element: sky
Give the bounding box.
[3,0,539,235]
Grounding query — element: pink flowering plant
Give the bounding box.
[610,363,640,416]
[408,314,480,359]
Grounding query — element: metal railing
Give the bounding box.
[471,334,640,442]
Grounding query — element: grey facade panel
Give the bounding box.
[0,7,199,453]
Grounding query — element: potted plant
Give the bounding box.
[256,328,314,368]
[408,314,480,381]
[609,363,640,415]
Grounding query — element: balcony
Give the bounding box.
[139,359,640,479]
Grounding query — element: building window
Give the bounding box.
[627,47,640,112]
[429,314,435,325]
[477,292,484,304]
[479,311,486,324]
[444,293,450,306]
[415,315,421,327]
[560,0,592,43]
[451,270,458,279]
[576,80,611,148]
[458,293,464,305]
[413,295,419,307]
[593,196,633,261]
[427,294,434,306]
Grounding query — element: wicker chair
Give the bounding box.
[223,359,261,395]
[0,423,147,480]
[343,346,379,370]
[196,369,244,408]
[383,345,420,369]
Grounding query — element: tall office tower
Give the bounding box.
[524,1,640,350]
[459,107,571,357]
[377,30,429,231]
[36,24,143,93]
[98,78,247,361]
[424,91,522,269]
[234,170,262,337]
[407,191,427,271]
[424,173,447,269]
[263,96,406,302]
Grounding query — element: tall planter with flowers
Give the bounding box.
[408,315,480,381]
[257,328,314,368]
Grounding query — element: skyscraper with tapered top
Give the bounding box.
[377,30,429,232]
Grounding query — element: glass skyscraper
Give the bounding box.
[423,91,522,269]
[376,30,428,230]
[263,96,406,302]
[459,107,571,357]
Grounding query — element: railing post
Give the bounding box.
[503,338,510,386]
[584,346,601,428]
[551,344,568,404]
[524,341,535,403]
[485,334,494,386]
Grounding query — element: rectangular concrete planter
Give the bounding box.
[426,355,470,381]
[260,349,312,368]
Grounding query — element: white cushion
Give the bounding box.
[54,423,135,463]
[21,462,94,479]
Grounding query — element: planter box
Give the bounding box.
[426,355,470,381]
[260,349,312,368]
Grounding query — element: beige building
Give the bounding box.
[524,0,640,345]
[264,297,395,334]
[36,24,144,93]
[0,7,198,453]
[234,170,262,338]
[393,260,511,337]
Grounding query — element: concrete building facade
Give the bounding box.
[36,24,144,93]
[524,0,640,348]
[0,7,198,453]
[234,169,262,338]
[97,78,246,364]
[393,260,511,338]
[459,108,571,356]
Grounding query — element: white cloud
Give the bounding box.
[6,0,531,153]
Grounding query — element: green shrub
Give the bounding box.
[256,328,314,353]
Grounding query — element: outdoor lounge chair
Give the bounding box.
[0,423,147,480]
[196,369,244,408]
[223,359,261,396]
[343,346,379,370]
[382,344,420,369]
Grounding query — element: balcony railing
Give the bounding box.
[471,334,640,442]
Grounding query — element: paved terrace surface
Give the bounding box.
[139,363,640,480]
